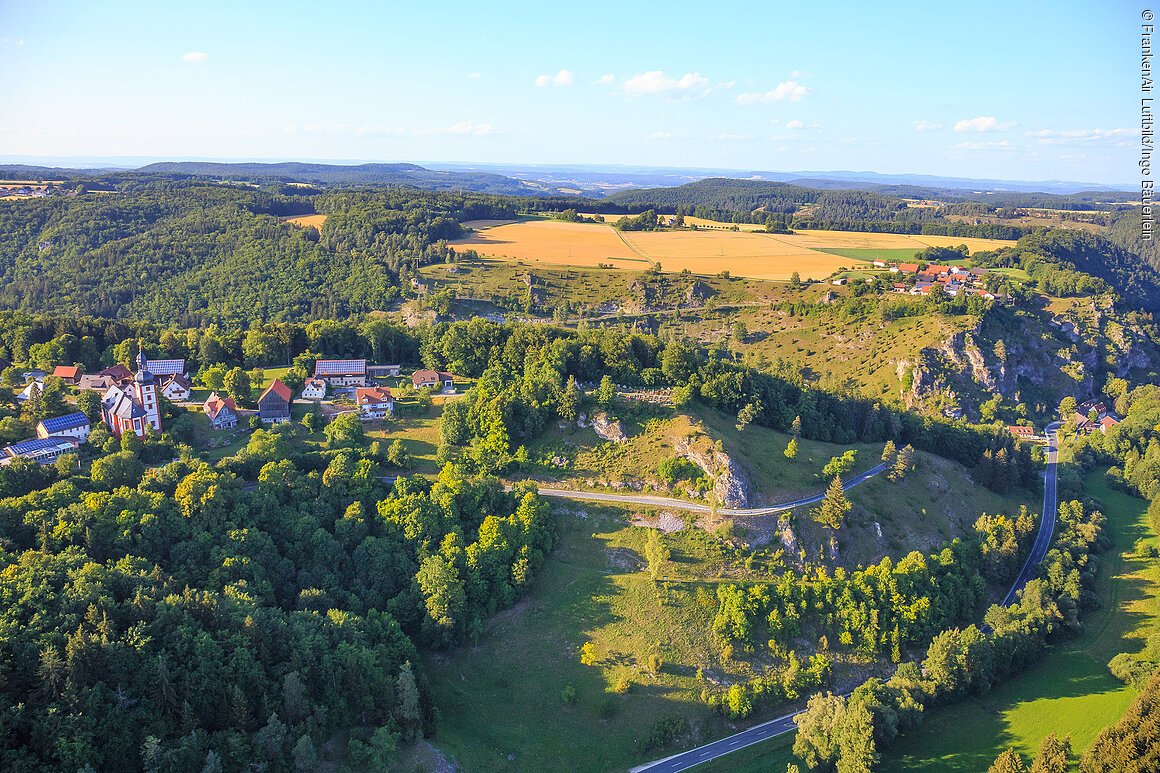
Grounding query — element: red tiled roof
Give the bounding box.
[356,386,393,405]
[897,263,920,273]
[99,364,133,382]
[1007,425,1035,436]
[204,392,237,419]
[52,365,81,379]
[261,378,291,403]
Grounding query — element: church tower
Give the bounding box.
[132,349,162,432]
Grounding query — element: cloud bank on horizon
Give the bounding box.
[0,0,1137,184]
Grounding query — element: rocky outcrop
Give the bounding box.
[592,411,627,443]
[673,436,752,509]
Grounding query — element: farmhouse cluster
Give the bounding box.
[876,261,998,299]
[2,351,459,466]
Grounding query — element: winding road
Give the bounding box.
[632,426,1061,773]
[531,462,888,516]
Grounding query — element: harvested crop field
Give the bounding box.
[285,214,328,230]
[452,219,1016,281]
[455,219,861,280]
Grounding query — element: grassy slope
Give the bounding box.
[884,470,1158,769]
[521,405,885,505]
[423,457,1042,772]
[424,505,753,772]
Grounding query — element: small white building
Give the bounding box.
[300,378,327,400]
[17,381,43,402]
[161,374,193,401]
[35,411,91,442]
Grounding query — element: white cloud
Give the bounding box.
[180,51,208,63]
[954,139,1016,151]
[736,80,811,105]
[712,132,755,141]
[785,119,806,130]
[467,72,482,80]
[646,131,676,140]
[623,70,710,97]
[535,69,574,88]
[595,73,615,85]
[789,69,807,78]
[914,120,943,132]
[1,37,25,47]
[953,116,1015,132]
[1024,127,1136,145]
[436,121,497,136]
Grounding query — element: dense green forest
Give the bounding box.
[0,426,552,770]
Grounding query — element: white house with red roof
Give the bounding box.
[355,386,394,420]
[203,392,238,429]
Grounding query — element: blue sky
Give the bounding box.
[0,0,1141,183]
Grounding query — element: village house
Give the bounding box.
[98,364,133,383]
[22,369,48,382]
[78,374,117,391]
[51,365,83,384]
[831,277,848,286]
[100,352,162,439]
[1,437,80,466]
[17,381,43,402]
[300,378,327,400]
[203,392,239,429]
[1007,425,1037,441]
[355,385,394,420]
[313,359,367,387]
[258,379,292,424]
[160,373,193,401]
[36,411,91,442]
[411,369,455,392]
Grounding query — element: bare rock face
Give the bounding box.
[673,436,752,509]
[592,411,627,443]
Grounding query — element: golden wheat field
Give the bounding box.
[285,214,328,230]
[452,218,1016,281]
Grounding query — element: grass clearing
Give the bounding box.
[884,470,1159,770]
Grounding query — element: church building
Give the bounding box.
[100,351,163,438]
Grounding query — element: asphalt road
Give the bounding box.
[1000,423,1060,608]
[533,463,888,516]
[633,427,1061,773]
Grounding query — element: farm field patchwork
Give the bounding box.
[455,219,861,280]
[453,219,1016,282]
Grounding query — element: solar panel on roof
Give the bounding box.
[7,437,74,455]
[38,412,89,433]
[145,359,186,376]
[314,359,367,376]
